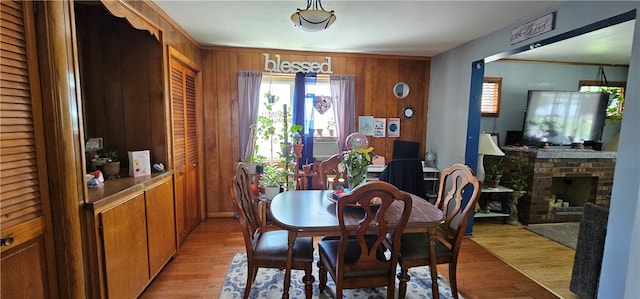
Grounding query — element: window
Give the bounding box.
[578,80,625,120]
[481,77,502,117]
[255,74,332,162]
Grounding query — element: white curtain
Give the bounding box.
[330,75,356,151]
[238,71,262,161]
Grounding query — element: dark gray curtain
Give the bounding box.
[330,75,356,151]
[238,71,262,161]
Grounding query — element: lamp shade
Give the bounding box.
[476,133,504,182]
[291,0,336,32]
[478,133,504,156]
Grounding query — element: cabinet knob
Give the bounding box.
[1,236,14,247]
[192,163,196,168]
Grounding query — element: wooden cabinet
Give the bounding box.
[100,193,149,298]
[86,174,176,298]
[170,49,201,245]
[1,1,56,297]
[145,179,177,277]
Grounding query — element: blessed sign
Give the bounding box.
[511,12,556,45]
[263,53,333,74]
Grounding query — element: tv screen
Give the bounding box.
[392,140,420,159]
[522,91,608,146]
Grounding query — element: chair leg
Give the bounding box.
[387,275,396,299]
[317,259,327,292]
[302,265,315,299]
[397,265,410,299]
[449,262,459,299]
[244,263,256,299]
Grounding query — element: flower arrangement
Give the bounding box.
[339,146,376,189]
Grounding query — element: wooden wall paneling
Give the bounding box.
[121,21,152,153]
[201,52,217,215]
[213,51,235,215]
[148,35,167,165]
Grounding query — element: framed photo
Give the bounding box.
[359,116,374,136]
[387,118,400,137]
[373,118,386,137]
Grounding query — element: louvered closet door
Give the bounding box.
[1,1,55,297]
[170,57,199,244]
[184,67,199,234]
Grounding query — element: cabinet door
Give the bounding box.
[100,193,149,298]
[145,179,176,277]
[1,1,55,297]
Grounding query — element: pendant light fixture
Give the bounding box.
[290,0,336,32]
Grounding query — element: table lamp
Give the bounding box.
[477,133,504,182]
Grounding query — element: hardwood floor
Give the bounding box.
[470,218,579,299]
[141,217,578,298]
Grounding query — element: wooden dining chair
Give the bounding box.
[318,153,348,190]
[395,163,481,299]
[317,181,413,299]
[232,162,315,299]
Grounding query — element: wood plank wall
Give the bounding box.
[201,47,431,216]
[76,4,167,167]
[121,1,433,216]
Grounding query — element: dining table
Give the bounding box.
[269,189,444,299]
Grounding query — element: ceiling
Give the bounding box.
[153,1,634,65]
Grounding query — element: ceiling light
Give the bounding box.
[290,0,336,32]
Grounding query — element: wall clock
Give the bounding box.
[402,106,416,119]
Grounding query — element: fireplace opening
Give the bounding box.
[550,177,597,214]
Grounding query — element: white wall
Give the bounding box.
[427,2,639,297]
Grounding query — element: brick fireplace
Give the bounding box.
[503,148,616,225]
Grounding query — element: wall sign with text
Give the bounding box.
[263,53,333,74]
[511,12,556,45]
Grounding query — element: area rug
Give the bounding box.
[220,252,462,299]
[525,222,580,249]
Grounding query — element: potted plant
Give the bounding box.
[484,157,503,188]
[98,148,120,180]
[290,124,304,155]
[259,165,284,200]
[327,118,336,136]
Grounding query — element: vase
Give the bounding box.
[347,166,367,190]
[264,186,280,200]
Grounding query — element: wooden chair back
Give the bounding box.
[335,181,412,293]
[319,153,347,190]
[232,162,263,258]
[434,164,481,253]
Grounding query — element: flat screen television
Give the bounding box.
[522,91,609,146]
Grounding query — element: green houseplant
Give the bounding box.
[260,165,285,199]
[484,157,503,188]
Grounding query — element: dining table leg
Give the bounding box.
[282,231,297,299]
[428,227,440,299]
